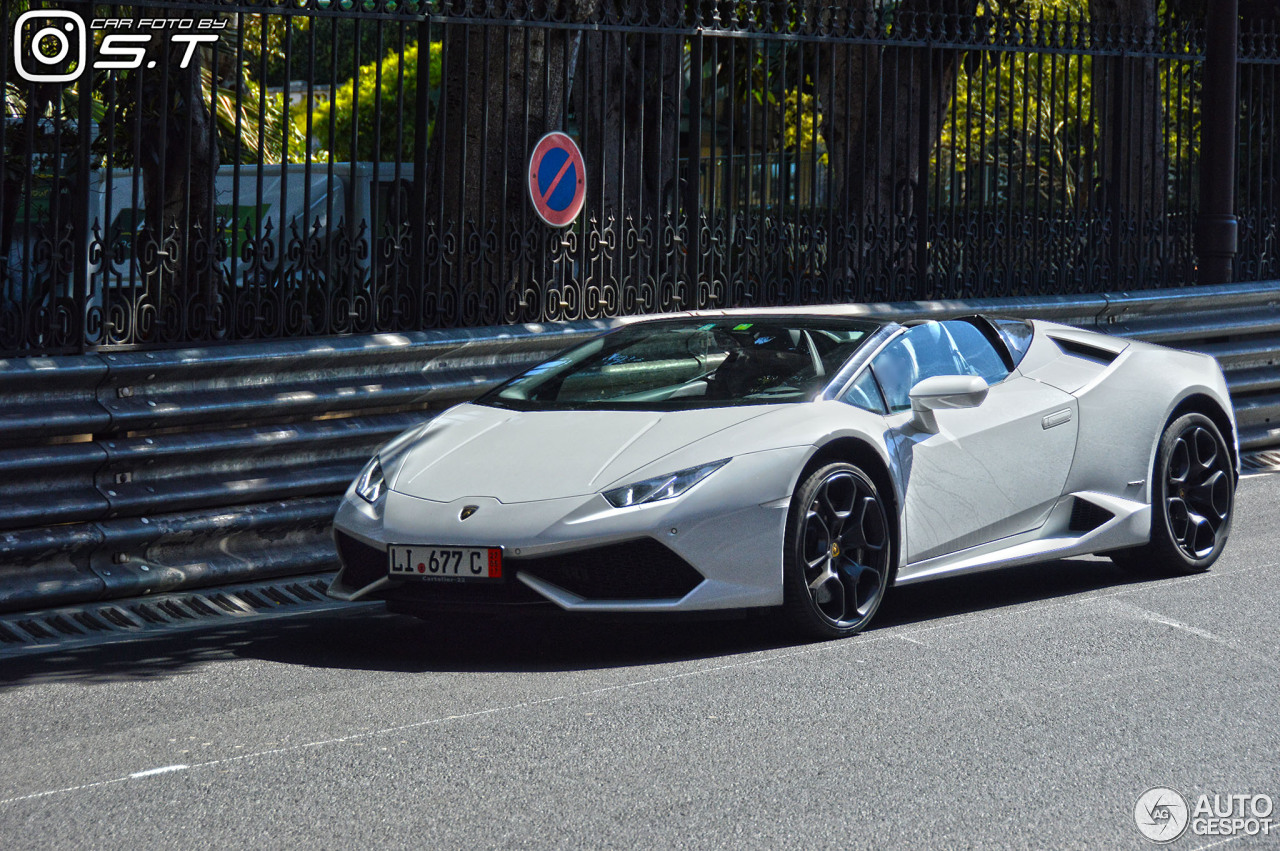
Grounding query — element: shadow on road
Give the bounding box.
[875,553,1144,629]
[0,555,1150,687]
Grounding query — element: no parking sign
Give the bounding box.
[528,132,586,228]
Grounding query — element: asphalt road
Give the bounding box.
[2,474,1278,850]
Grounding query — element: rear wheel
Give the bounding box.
[783,462,893,640]
[1111,413,1234,576]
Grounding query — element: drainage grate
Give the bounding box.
[237,590,272,610]
[1242,450,1280,474]
[286,583,320,603]
[208,594,246,614]
[17,620,55,640]
[130,603,166,624]
[44,614,85,637]
[0,573,375,658]
[99,607,139,629]
[72,611,110,633]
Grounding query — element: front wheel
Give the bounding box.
[1111,413,1234,576]
[783,462,893,640]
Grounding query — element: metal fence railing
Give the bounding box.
[4,2,1277,356]
[0,280,1277,615]
[0,319,607,611]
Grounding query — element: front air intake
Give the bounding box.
[334,531,387,591]
[515,539,705,601]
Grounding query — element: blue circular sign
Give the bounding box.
[528,132,586,227]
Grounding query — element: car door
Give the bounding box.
[867,320,1079,566]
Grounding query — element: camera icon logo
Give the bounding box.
[13,10,87,83]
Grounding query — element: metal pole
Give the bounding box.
[1197,0,1239,286]
[683,33,703,309]
[410,19,432,292]
[74,2,94,352]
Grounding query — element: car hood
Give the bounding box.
[388,403,779,503]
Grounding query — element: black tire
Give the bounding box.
[1110,413,1234,576]
[783,462,894,640]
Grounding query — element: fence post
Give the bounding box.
[684,32,703,310]
[410,18,432,299]
[75,37,93,353]
[916,41,932,299]
[1196,0,1239,286]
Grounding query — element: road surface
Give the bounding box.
[2,474,1278,849]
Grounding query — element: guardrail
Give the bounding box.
[0,322,610,612]
[1,282,1277,614]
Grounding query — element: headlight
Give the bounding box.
[603,458,731,508]
[355,457,386,503]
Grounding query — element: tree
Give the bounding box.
[1236,0,1280,280]
[2,0,96,346]
[424,1,601,324]
[101,10,309,332]
[577,15,683,247]
[2,7,317,343]
[574,2,685,314]
[134,22,220,319]
[818,2,876,229]
[302,40,442,163]
[1088,0,1166,283]
[814,0,980,289]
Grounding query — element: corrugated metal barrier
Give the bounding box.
[1,282,1277,614]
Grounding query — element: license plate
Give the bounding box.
[388,545,502,581]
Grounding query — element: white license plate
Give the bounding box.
[389,545,503,581]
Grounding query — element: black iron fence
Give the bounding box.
[1238,15,1280,284]
[2,1,1277,355]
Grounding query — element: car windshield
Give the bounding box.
[478,317,880,411]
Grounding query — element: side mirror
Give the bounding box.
[908,375,989,433]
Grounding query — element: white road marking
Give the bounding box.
[1188,832,1250,851]
[0,777,131,805]
[1108,600,1219,638]
[1106,598,1280,669]
[2,558,1276,808]
[128,765,189,779]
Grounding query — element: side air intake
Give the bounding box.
[1068,497,1115,533]
[1049,336,1120,365]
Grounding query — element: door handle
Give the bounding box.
[1042,408,1073,430]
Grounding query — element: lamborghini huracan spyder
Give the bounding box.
[329,313,1237,638]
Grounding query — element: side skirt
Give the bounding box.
[893,491,1151,586]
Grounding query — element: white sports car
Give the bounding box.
[328,313,1238,638]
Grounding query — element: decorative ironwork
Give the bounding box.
[0,0,1274,356]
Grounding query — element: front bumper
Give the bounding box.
[328,447,808,613]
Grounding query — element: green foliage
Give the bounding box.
[210,71,312,165]
[938,2,1096,209]
[297,41,442,163]
[782,88,823,160]
[218,13,313,164]
[261,14,401,91]
[734,44,826,161]
[936,0,1200,209]
[240,11,311,74]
